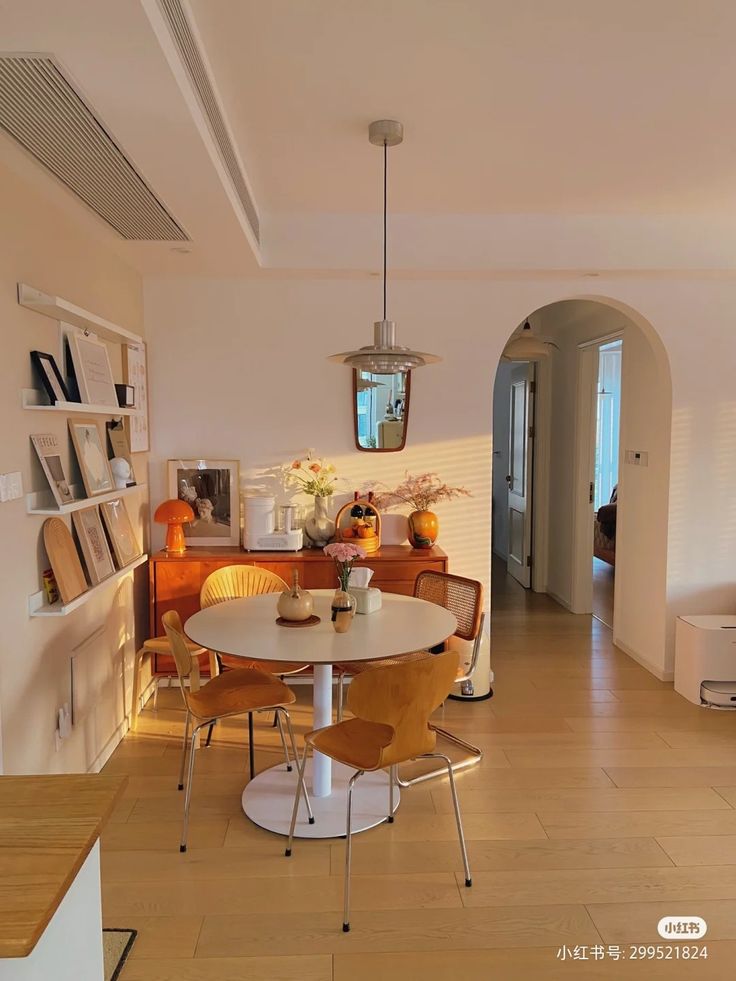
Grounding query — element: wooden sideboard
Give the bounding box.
[149,545,448,673]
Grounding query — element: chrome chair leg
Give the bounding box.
[420,752,472,887]
[388,764,395,822]
[343,769,364,932]
[181,719,208,852]
[285,742,311,856]
[177,710,191,791]
[280,708,314,824]
[274,709,292,771]
[337,672,345,722]
[395,726,483,787]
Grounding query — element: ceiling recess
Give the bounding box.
[157,0,260,244]
[0,54,188,241]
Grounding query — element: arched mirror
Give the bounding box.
[353,369,411,451]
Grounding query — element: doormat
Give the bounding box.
[103,928,137,981]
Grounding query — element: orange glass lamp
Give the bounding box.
[154,499,194,553]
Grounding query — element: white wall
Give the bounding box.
[492,361,513,560]
[144,276,736,680]
[0,161,145,775]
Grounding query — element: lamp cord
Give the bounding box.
[383,139,387,321]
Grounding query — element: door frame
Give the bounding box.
[570,330,624,615]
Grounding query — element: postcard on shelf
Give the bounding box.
[30,434,74,507]
[67,331,118,407]
[68,419,115,496]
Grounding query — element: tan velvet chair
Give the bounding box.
[200,565,309,776]
[162,610,312,852]
[285,650,472,932]
[335,570,486,785]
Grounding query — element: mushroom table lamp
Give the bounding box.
[154,499,194,553]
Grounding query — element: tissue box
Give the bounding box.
[350,587,382,614]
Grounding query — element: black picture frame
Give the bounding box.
[31,350,70,405]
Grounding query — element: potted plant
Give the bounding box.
[369,472,470,548]
[284,452,338,546]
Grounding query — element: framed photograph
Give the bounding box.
[168,458,240,546]
[124,342,149,453]
[100,498,142,568]
[30,351,70,405]
[69,419,114,496]
[72,506,115,585]
[68,331,118,407]
[30,434,74,506]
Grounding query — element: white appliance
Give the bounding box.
[674,615,736,707]
[243,495,303,551]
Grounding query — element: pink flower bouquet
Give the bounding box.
[324,541,366,590]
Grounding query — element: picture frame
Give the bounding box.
[30,350,70,405]
[67,331,118,407]
[124,342,149,453]
[100,498,142,568]
[168,458,240,547]
[30,433,74,506]
[68,419,115,496]
[72,506,115,585]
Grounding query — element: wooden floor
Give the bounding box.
[102,571,736,979]
[592,557,615,628]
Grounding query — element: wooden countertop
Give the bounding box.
[152,544,447,561]
[0,774,127,958]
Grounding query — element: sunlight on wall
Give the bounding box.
[243,434,493,604]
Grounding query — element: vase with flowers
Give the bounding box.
[323,542,366,632]
[285,452,338,547]
[369,472,471,548]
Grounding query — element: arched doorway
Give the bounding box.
[491,296,672,678]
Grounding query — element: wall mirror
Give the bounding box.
[353,369,411,451]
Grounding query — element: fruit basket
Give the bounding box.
[334,497,381,554]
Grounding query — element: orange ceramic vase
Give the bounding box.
[408,510,439,549]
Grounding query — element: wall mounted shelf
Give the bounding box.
[21,389,135,416]
[26,483,147,516]
[18,284,143,345]
[29,554,148,617]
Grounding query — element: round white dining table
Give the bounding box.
[184,589,457,838]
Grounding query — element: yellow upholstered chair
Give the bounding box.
[162,610,312,852]
[200,565,309,777]
[335,570,485,785]
[285,650,471,932]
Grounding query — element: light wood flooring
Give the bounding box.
[102,572,736,979]
[592,557,615,628]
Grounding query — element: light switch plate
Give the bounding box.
[625,450,648,467]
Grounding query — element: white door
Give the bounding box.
[506,363,535,587]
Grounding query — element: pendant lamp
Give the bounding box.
[501,320,559,361]
[328,120,441,374]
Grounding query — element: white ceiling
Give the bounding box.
[2,0,736,275]
[191,0,736,215]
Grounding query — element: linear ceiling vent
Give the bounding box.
[158,0,260,244]
[0,55,188,241]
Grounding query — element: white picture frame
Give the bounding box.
[167,458,240,547]
[68,331,118,407]
[72,506,115,585]
[30,433,74,507]
[124,342,149,453]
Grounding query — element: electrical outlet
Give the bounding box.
[0,471,23,501]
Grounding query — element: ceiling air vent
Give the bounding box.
[157,0,260,244]
[0,55,188,241]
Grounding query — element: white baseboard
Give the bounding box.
[87,716,129,774]
[613,636,673,682]
[546,589,574,613]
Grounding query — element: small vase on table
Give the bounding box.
[323,541,367,634]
